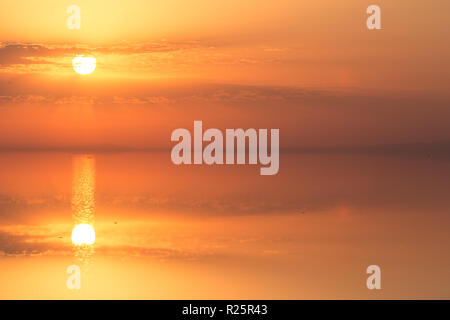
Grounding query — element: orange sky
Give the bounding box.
[0,1,449,150]
[1,1,450,299]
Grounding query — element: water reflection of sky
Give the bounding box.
[72,155,96,266]
[0,152,450,299]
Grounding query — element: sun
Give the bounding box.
[72,55,96,75]
[71,224,96,245]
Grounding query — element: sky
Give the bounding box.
[0,0,450,150]
[0,0,450,299]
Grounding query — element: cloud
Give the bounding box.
[0,44,52,66]
[0,72,450,151]
[0,41,203,67]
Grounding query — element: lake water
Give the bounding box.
[0,151,449,299]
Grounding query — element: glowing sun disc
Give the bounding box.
[72,56,96,75]
[72,224,96,245]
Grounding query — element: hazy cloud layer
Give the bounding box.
[0,42,202,67]
[0,81,449,150]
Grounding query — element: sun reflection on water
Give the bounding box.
[71,155,96,265]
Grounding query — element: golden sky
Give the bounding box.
[0,1,449,150]
[0,1,450,299]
